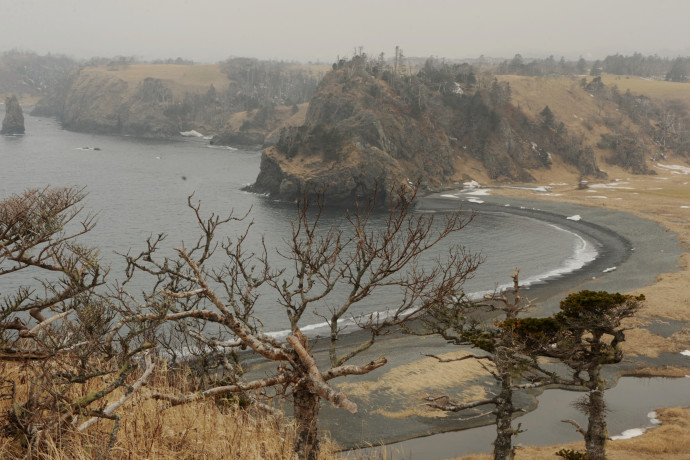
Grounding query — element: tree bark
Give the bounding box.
[493,368,515,460]
[585,368,608,460]
[293,381,321,460]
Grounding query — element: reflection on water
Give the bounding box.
[349,377,690,459]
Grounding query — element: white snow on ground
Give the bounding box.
[543,193,563,197]
[464,180,480,188]
[567,215,582,221]
[466,198,484,204]
[681,350,690,357]
[589,182,634,190]
[656,163,690,174]
[648,411,661,425]
[549,183,569,186]
[464,188,492,196]
[610,428,646,440]
[504,185,551,192]
[441,194,460,199]
[681,206,689,209]
[610,411,662,441]
[602,267,617,273]
[589,196,608,199]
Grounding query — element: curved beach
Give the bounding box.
[316,166,690,455]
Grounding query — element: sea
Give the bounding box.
[1,114,596,333]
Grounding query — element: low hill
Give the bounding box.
[33,60,324,139]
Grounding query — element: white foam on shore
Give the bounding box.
[180,130,204,138]
[267,209,598,338]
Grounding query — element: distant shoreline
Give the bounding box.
[309,190,684,449]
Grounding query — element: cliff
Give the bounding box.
[1,94,25,135]
[248,57,563,205]
[33,61,323,140]
[249,57,690,205]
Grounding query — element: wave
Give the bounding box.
[266,220,599,339]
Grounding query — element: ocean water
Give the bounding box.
[1,115,596,332]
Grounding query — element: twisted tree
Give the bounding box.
[0,187,153,455]
[118,185,480,459]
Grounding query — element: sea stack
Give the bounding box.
[1,94,25,135]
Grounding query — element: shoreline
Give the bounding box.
[300,186,687,450]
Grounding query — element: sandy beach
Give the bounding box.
[316,161,690,455]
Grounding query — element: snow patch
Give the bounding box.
[566,215,582,221]
[441,194,460,199]
[610,428,646,440]
[589,196,608,199]
[656,163,690,174]
[602,267,617,273]
[463,180,480,189]
[466,198,484,204]
[681,350,690,357]
[648,411,661,426]
[464,188,492,196]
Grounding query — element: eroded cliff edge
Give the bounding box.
[247,56,615,206]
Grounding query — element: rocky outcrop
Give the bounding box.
[210,130,265,148]
[1,95,25,135]
[248,57,543,206]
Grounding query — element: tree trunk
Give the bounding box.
[293,381,321,460]
[585,368,608,460]
[493,368,515,460]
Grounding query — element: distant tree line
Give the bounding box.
[601,53,689,81]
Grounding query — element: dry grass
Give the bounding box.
[0,361,339,460]
[83,64,230,98]
[599,74,690,106]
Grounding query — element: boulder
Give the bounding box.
[1,94,25,135]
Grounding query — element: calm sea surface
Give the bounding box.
[2,115,592,331]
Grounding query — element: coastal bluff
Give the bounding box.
[248,57,689,206]
[1,94,25,135]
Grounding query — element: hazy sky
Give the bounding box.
[2,0,689,63]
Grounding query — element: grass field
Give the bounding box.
[600,73,690,106]
[84,64,231,97]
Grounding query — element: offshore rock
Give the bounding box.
[1,94,25,135]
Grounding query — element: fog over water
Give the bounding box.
[3,1,690,63]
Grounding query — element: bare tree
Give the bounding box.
[118,185,480,459]
[0,187,153,455]
[423,270,565,460]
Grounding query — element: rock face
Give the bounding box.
[1,94,25,135]
[248,57,546,206]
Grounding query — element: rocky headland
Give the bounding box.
[1,94,25,135]
[247,55,677,206]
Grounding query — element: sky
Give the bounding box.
[2,0,690,63]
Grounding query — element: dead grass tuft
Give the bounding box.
[0,361,339,460]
